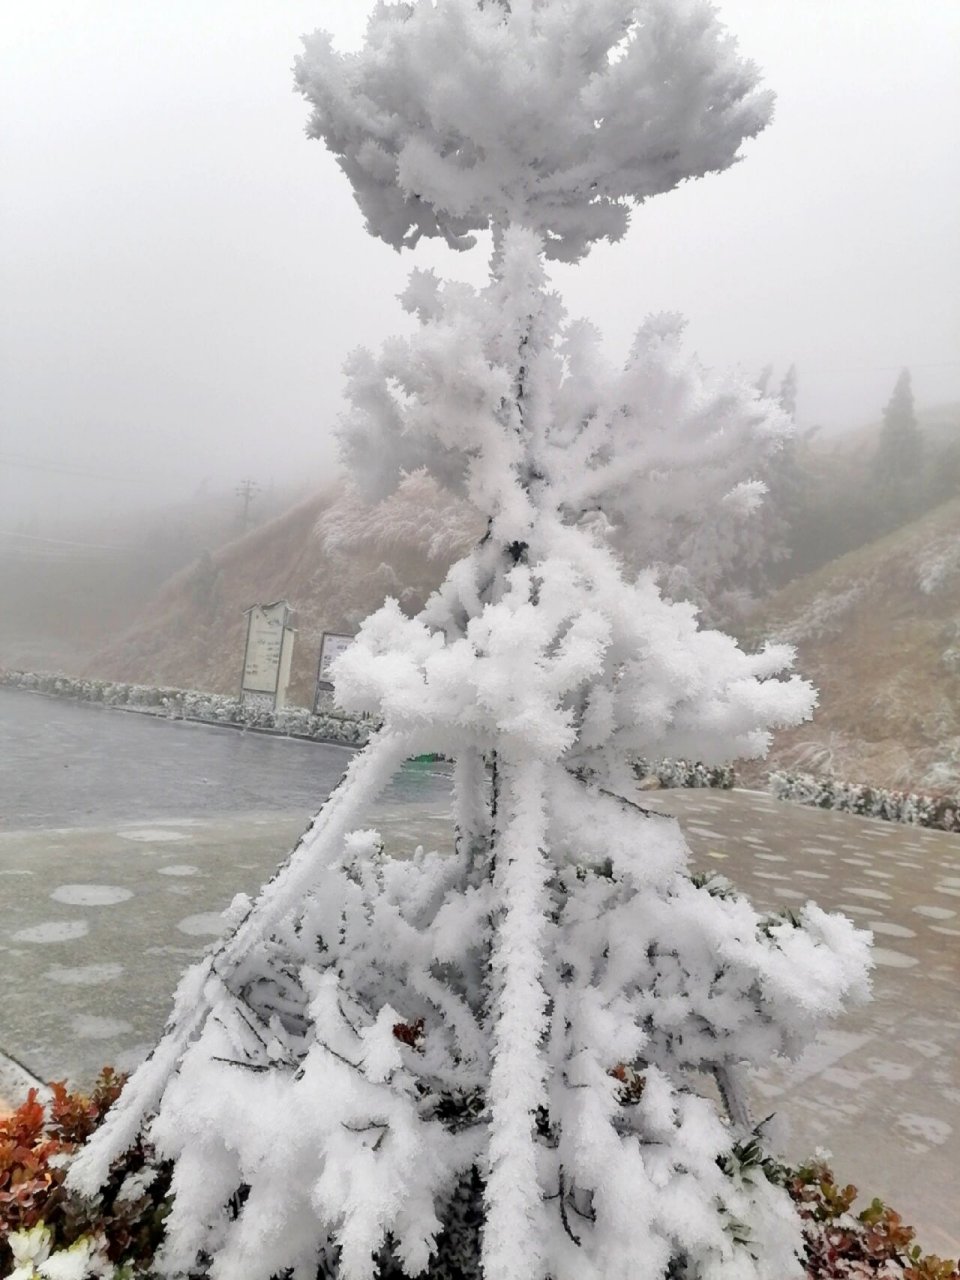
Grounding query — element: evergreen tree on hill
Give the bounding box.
[871,368,923,528]
[778,364,798,420]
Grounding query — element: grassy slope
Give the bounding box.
[86,476,483,709]
[742,495,960,790]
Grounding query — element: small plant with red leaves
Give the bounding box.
[0,1069,171,1278]
[788,1158,959,1280]
[607,1062,647,1106]
[391,1017,425,1050]
[2,1066,957,1279]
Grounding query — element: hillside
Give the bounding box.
[824,400,960,457]
[86,473,483,708]
[743,495,960,791]
[34,467,960,794]
[0,483,305,675]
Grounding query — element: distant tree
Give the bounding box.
[675,363,799,618]
[925,438,960,507]
[875,369,920,473]
[778,364,798,419]
[755,363,774,397]
[189,550,222,622]
[871,369,923,527]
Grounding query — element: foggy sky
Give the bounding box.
[2,0,958,529]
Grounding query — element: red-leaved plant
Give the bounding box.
[0,1069,171,1275]
[790,1159,959,1279]
[0,1072,956,1278]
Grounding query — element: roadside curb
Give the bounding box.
[0,1047,45,1109]
[0,670,374,745]
[33,692,363,750]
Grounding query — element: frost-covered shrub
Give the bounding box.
[787,1158,960,1280]
[9,1067,957,1280]
[916,541,960,596]
[0,1070,170,1279]
[769,581,869,647]
[294,0,773,264]
[634,758,736,789]
[68,4,874,1278]
[769,770,960,833]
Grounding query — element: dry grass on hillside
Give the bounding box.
[87,473,483,708]
[83,466,960,792]
[742,496,960,791]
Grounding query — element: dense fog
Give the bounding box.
[1,0,958,674]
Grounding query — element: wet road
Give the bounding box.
[0,687,451,828]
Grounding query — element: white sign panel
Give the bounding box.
[241,602,295,707]
[315,631,353,708]
[276,624,296,710]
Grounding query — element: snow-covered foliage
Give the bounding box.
[916,539,960,596]
[71,241,871,1280]
[339,252,792,609]
[634,758,736,790]
[7,1224,115,1280]
[294,0,772,262]
[0,669,371,747]
[317,470,483,567]
[768,581,870,646]
[769,769,960,833]
[12,1069,958,1280]
[71,6,872,1278]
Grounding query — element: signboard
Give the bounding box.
[314,631,353,710]
[241,601,296,710]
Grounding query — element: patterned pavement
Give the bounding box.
[1,784,957,1252]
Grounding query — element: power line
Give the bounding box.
[0,529,129,552]
[0,451,185,485]
[235,478,260,533]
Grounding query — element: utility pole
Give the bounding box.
[235,478,260,533]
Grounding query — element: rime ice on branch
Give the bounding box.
[71,5,872,1280]
[294,0,774,261]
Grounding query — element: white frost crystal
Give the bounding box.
[8,1226,114,1280]
[295,0,773,261]
[71,5,872,1279]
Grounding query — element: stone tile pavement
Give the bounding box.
[2,788,957,1251]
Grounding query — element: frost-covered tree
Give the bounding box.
[778,365,798,420]
[873,368,922,492]
[875,369,920,478]
[71,5,872,1279]
[869,368,924,534]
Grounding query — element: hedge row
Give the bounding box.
[0,669,372,748]
[634,758,736,790]
[769,769,960,833]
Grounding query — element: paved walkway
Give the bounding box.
[655,788,960,1256]
[0,802,453,1086]
[0,1047,42,1113]
[1,788,957,1252]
